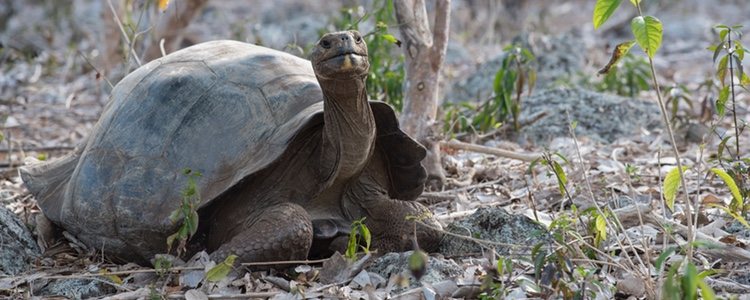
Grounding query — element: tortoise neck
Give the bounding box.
[318,75,376,182]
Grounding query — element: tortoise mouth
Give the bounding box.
[320,51,367,64]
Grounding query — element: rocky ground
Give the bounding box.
[2,0,750,299]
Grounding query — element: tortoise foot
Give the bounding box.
[210,202,313,263]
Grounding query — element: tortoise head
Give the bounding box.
[311,30,369,80]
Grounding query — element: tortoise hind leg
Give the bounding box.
[210,202,313,262]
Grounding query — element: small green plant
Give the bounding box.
[166,168,202,256]
[595,51,650,97]
[664,84,693,122]
[710,25,748,159]
[625,163,641,181]
[709,25,750,218]
[493,44,537,130]
[656,248,716,300]
[662,166,689,212]
[148,285,162,300]
[153,255,173,278]
[442,102,477,136]
[478,256,514,299]
[530,238,580,298]
[442,44,536,135]
[707,167,749,225]
[206,254,238,283]
[328,0,405,111]
[345,217,371,260]
[529,152,571,200]
[583,208,609,248]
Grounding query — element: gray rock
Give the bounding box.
[439,207,551,257]
[516,87,661,144]
[32,278,116,299]
[367,251,462,289]
[0,206,40,275]
[445,31,585,103]
[445,53,505,103]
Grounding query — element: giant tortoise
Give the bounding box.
[20,31,441,263]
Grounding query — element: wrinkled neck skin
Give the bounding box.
[318,74,376,184]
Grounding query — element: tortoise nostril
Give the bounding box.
[341,35,350,41]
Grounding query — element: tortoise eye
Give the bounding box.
[320,40,331,49]
[355,35,362,43]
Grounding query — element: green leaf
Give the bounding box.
[188,210,199,236]
[710,168,744,210]
[154,255,173,275]
[682,263,698,300]
[408,250,428,280]
[712,41,725,63]
[595,214,607,239]
[736,42,746,60]
[628,0,640,6]
[345,230,358,260]
[719,28,729,41]
[533,249,546,280]
[698,269,718,280]
[663,262,682,300]
[552,160,567,196]
[717,86,729,117]
[654,246,676,271]
[715,25,730,30]
[593,0,623,29]
[553,153,571,165]
[593,213,607,247]
[709,204,750,228]
[359,223,371,254]
[734,54,744,81]
[99,269,124,285]
[381,34,401,47]
[206,255,237,282]
[717,55,729,84]
[528,158,543,174]
[697,279,716,300]
[631,15,663,58]
[717,136,732,159]
[598,40,635,75]
[166,232,178,251]
[663,166,687,212]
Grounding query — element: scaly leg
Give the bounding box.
[210,202,313,262]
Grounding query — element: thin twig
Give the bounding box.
[166,292,280,299]
[440,140,542,162]
[415,220,536,251]
[0,145,75,153]
[566,120,646,275]
[77,50,115,89]
[240,258,329,267]
[16,257,329,281]
[106,0,142,67]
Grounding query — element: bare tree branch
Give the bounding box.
[431,0,451,71]
[394,0,452,181]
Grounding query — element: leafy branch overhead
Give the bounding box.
[594,0,663,62]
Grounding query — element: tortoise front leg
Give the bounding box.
[210,202,313,263]
[358,197,443,253]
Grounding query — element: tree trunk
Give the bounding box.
[394,0,451,181]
